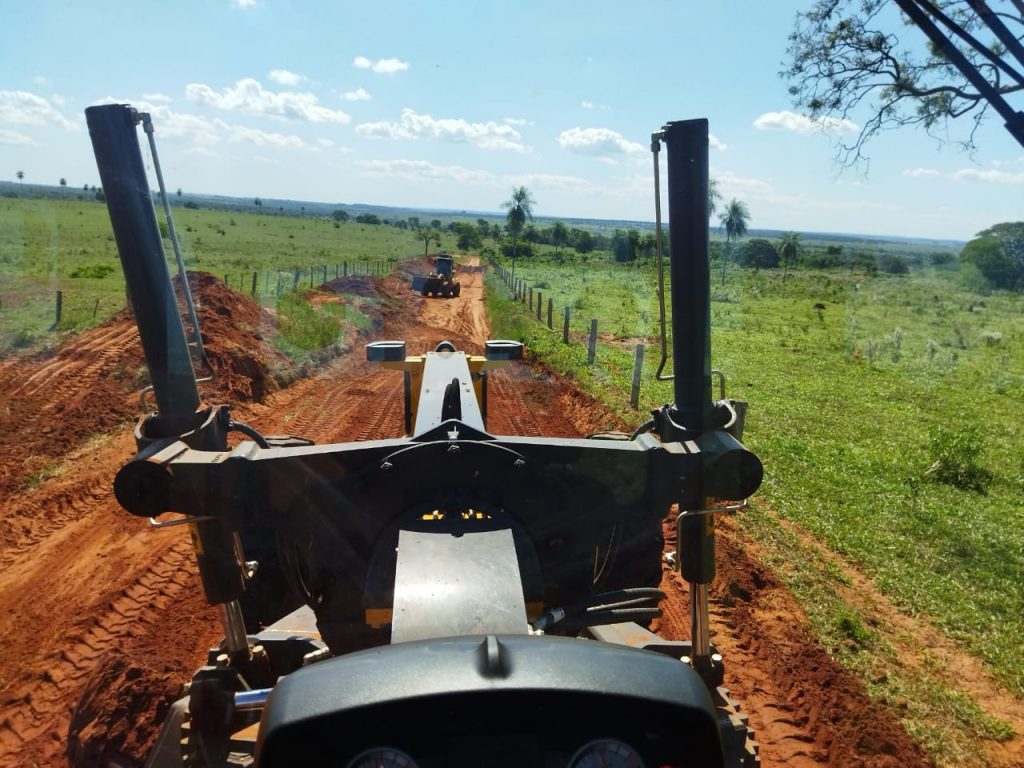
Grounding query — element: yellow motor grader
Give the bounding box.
[85,104,762,768]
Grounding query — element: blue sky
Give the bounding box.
[2,1,1021,241]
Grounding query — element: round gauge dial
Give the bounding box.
[345,747,418,768]
[568,738,645,768]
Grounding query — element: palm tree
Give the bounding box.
[719,198,750,286]
[16,170,24,190]
[59,178,67,199]
[778,231,801,283]
[708,178,722,220]
[503,186,535,284]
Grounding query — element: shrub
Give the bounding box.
[880,254,910,274]
[924,424,992,492]
[69,264,115,279]
[738,238,779,268]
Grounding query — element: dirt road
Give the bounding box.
[0,261,995,767]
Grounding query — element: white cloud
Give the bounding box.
[92,97,308,151]
[902,168,941,178]
[268,69,304,86]
[709,134,727,151]
[341,88,372,102]
[0,90,79,130]
[358,159,495,184]
[953,167,1024,185]
[356,108,525,151]
[714,169,777,200]
[557,127,644,156]
[0,129,35,146]
[231,0,256,8]
[142,93,172,103]
[220,120,306,148]
[185,79,351,124]
[317,138,335,148]
[504,117,531,127]
[753,110,858,135]
[32,75,50,87]
[581,101,594,109]
[509,172,595,193]
[353,56,409,74]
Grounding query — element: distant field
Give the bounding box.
[0,198,444,353]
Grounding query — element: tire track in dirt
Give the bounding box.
[486,368,544,437]
[4,323,139,402]
[0,319,143,497]
[0,537,195,757]
[0,476,112,571]
[655,513,933,768]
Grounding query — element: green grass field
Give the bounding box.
[489,251,1023,764]
[0,198,444,353]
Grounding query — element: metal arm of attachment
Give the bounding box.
[651,131,674,381]
[137,111,211,373]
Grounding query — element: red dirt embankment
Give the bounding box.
[0,264,934,767]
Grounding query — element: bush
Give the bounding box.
[501,241,535,260]
[69,264,115,279]
[924,424,992,492]
[880,254,909,274]
[738,238,779,268]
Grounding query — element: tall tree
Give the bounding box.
[719,199,750,285]
[551,221,568,257]
[16,170,24,189]
[59,177,67,198]
[418,226,441,258]
[503,186,535,283]
[708,178,722,220]
[778,231,801,283]
[783,1,1024,168]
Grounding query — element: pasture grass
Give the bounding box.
[490,255,1024,704]
[0,198,441,354]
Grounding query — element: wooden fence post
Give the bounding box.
[293,268,301,288]
[251,271,258,296]
[344,261,348,277]
[563,307,570,343]
[630,344,645,409]
[587,319,598,364]
[528,287,533,310]
[547,297,553,329]
[536,291,542,320]
[53,290,63,328]
[93,298,100,318]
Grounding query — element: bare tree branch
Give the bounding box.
[783,0,1024,169]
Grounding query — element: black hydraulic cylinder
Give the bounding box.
[663,119,716,588]
[85,103,200,418]
[663,119,712,432]
[88,105,244,608]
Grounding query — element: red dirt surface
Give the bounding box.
[0,262,948,768]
